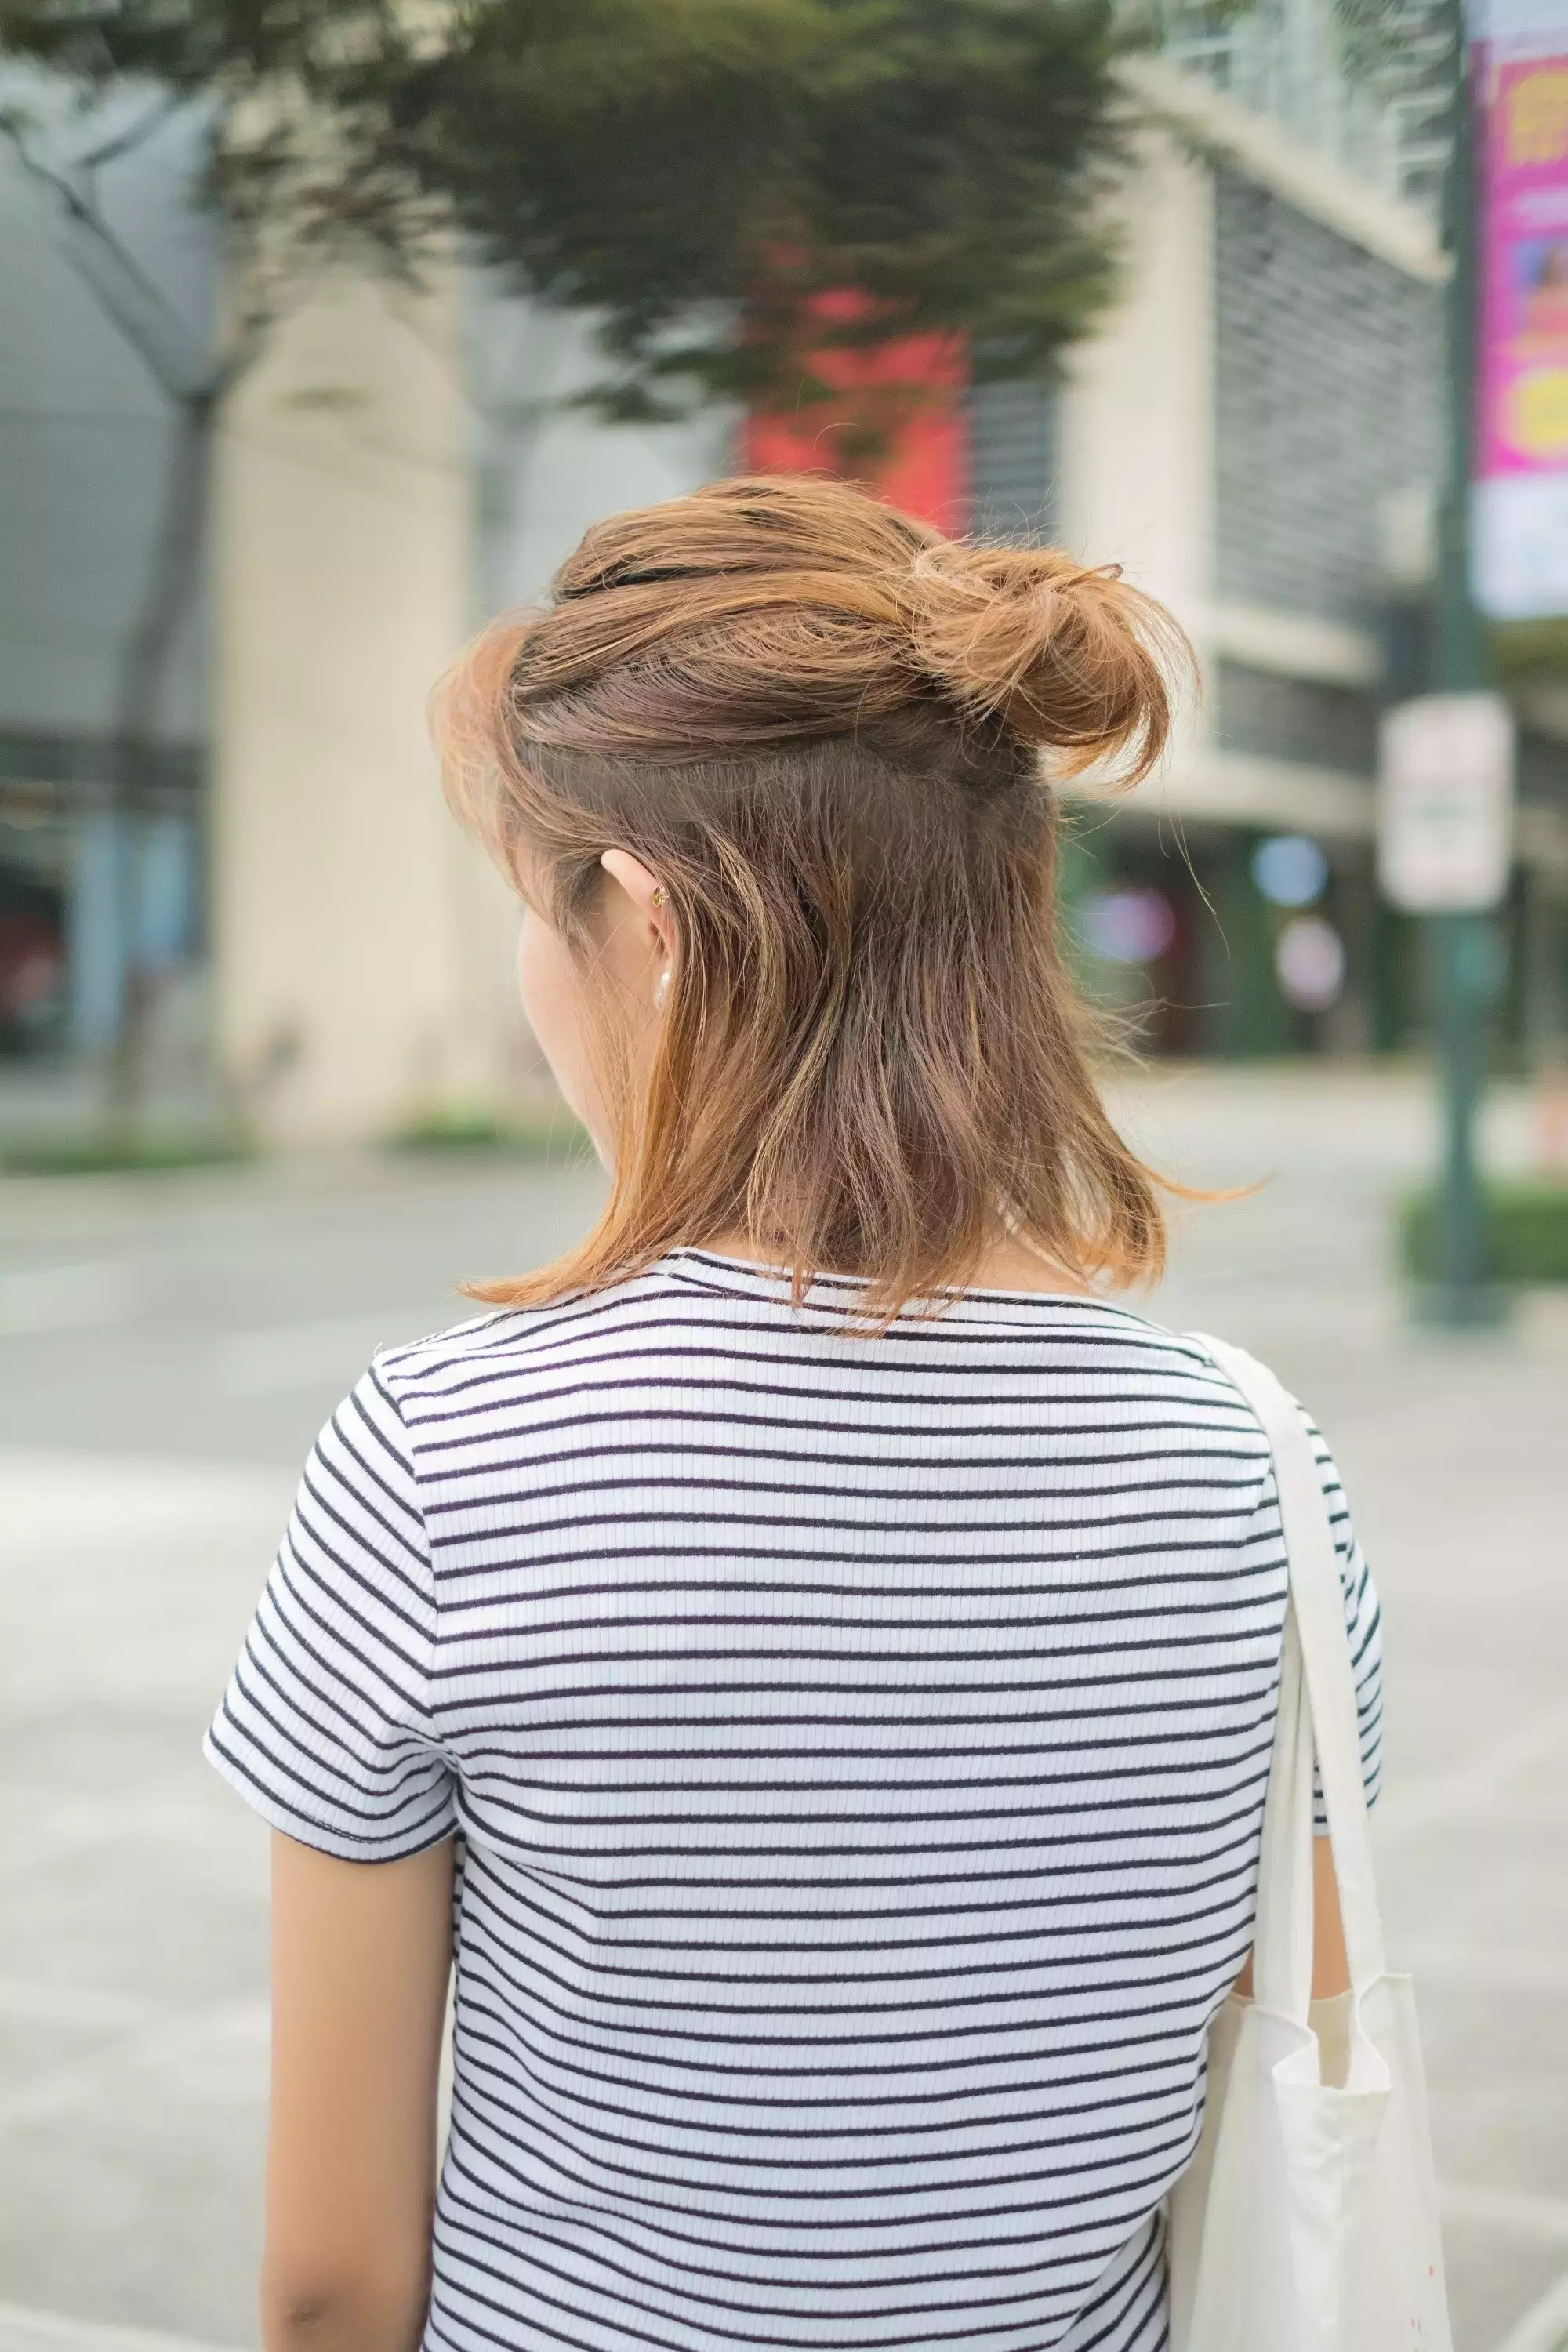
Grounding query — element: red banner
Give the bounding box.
[742,291,969,528]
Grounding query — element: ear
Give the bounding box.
[600,849,675,960]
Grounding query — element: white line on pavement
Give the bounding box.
[0,1980,153,2034]
[0,1264,134,1338]
[0,2301,241,2352]
[215,1312,442,1395]
[0,1998,268,2132]
[1398,1945,1568,1994]
[0,1449,291,1553]
[1493,2267,1568,2352]
[1378,1704,1568,1842]
[1441,2183,1568,2246]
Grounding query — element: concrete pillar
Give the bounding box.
[1055,129,1217,793]
[212,266,522,1145]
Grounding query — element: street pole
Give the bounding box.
[1428,6,1506,1327]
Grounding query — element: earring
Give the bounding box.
[651,887,666,909]
[654,968,672,1013]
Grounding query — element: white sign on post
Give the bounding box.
[1377,693,1515,913]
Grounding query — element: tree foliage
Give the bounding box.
[0,2,444,339]
[0,0,1145,418]
[0,0,1145,1121]
[384,0,1142,417]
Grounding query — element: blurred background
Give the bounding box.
[2,3,1567,2351]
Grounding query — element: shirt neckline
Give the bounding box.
[659,1244,1137,1315]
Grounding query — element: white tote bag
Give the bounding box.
[1165,1339,1452,2352]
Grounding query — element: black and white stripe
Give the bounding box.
[208,1248,1383,2352]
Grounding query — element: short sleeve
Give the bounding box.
[1294,1403,1385,1835]
[204,1359,456,1861]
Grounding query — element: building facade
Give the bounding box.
[3,31,1566,1142]
[0,83,212,1083]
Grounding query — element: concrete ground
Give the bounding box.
[2,1061,1566,2352]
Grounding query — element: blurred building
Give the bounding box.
[975,27,1567,1062]
[1047,52,1457,1058]
[0,85,212,1088]
[3,20,1567,1141]
[1051,13,1566,1062]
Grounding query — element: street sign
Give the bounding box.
[1377,691,1516,911]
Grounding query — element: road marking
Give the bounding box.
[1493,2267,1568,2352]
[0,1998,268,2132]
[0,2301,241,2352]
[1441,2183,1568,2245]
[1398,1946,1568,1995]
[0,1980,153,2033]
[216,1312,441,1395]
[1378,1704,1568,1842]
[0,1450,291,1553]
[0,1263,133,1338]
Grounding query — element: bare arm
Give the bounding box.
[1234,1838,1349,2002]
[263,1831,454,2352]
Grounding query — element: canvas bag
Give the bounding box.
[1165,1338,1452,2352]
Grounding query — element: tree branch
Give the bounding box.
[1,117,216,399]
[75,88,182,176]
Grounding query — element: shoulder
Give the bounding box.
[1177,1329,1336,1457]
[1178,1330,1367,1557]
[1070,1303,1279,1428]
[367,1271,688,1438]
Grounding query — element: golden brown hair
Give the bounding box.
[435,473,1189,1313]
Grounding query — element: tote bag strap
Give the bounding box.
[1193,1338,1388,1997]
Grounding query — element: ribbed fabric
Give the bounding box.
[206,1249,1383,2352]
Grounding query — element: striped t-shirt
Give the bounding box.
[206,1248,1383,2352]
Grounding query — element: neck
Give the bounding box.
[698,1229,1102,1300]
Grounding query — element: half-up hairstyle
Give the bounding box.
[435,473,1190,1314]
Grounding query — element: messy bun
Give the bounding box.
[492,473,1183,782]
[436,472,1186,1316]
[903,540,1180,781]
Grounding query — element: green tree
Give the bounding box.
[0,0,1145,1121]
[380,0,1140,423]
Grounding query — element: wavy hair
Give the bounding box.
[434,473,1190,1313]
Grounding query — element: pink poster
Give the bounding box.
[1478,54,1568,478]
[1473,25,1568,615]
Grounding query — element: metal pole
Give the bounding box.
[1428,910,1496,1318]
[1428,5,1505,1327]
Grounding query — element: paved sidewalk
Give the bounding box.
[2,1064,1566,2352]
